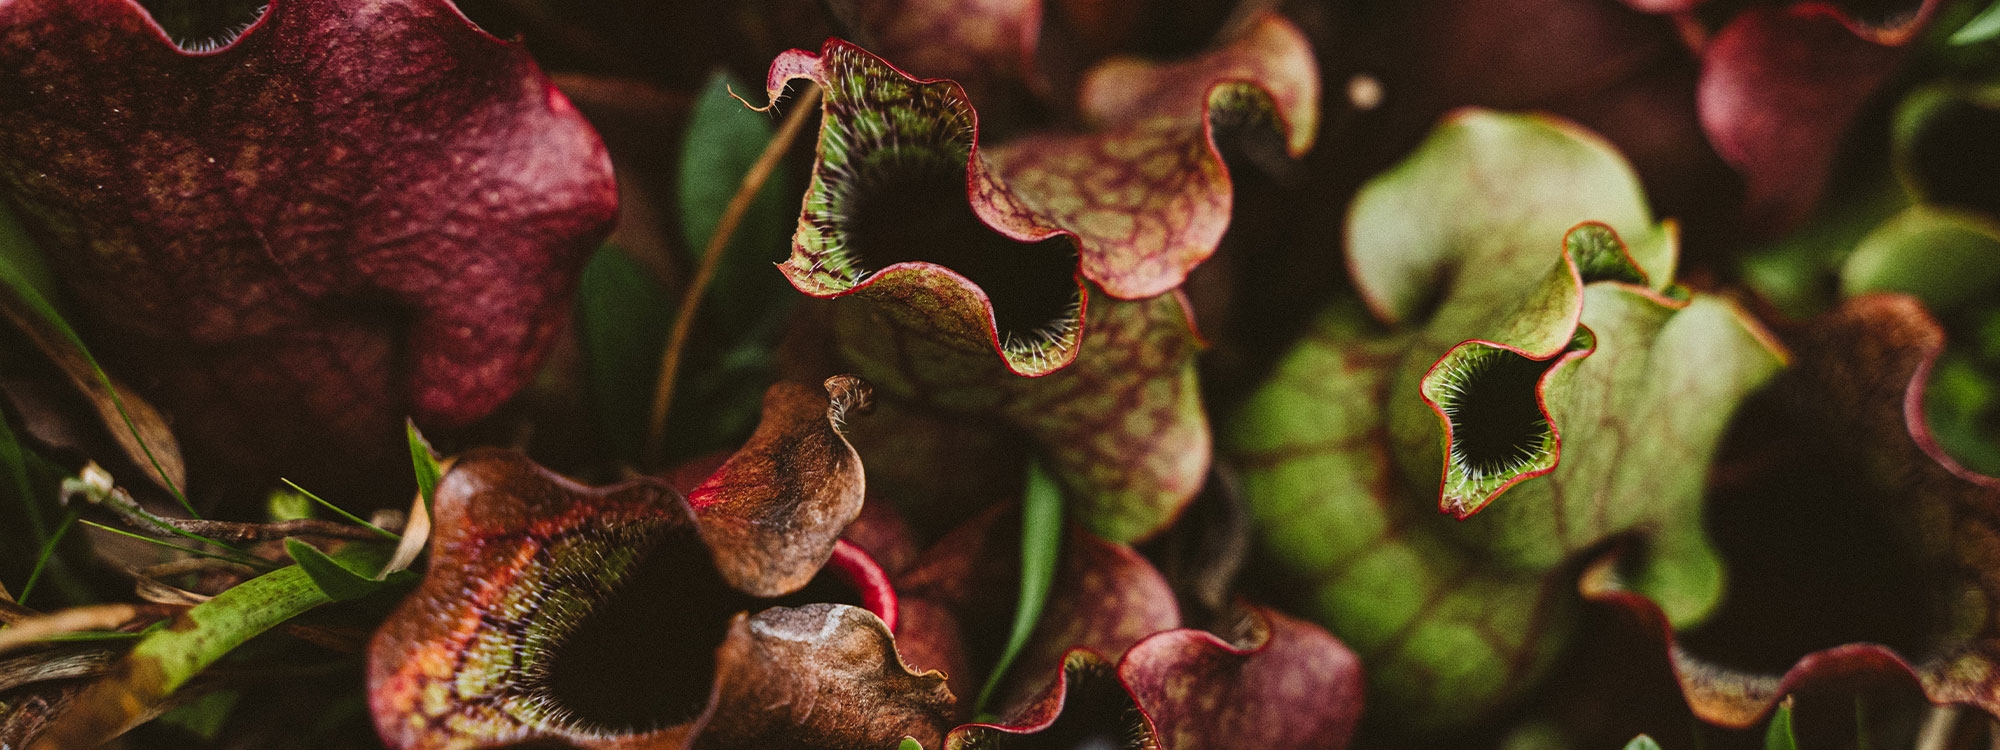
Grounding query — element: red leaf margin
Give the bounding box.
[1695,0,1941,230]
[761,14,1313,373]
[1581,294,2000,728]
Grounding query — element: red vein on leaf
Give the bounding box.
[644,82,821,467]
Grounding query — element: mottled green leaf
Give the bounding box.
[1348,110,1673,329]
[1623,735,1663,750]
[1228,110,1785,731]
[1349,111,1681,518]
[35,540,390,745]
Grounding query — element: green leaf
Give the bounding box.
[972,459,1064,718]
[899,739,924,750]
[1736,176,1909,321]
[1229,110,1787,730]
[406,420,441,515]
[3,409,84,605]
[1623,735,1664,750]
[677,70,794,289]
[1348,110,1673,330]
[576,244,674,462]
[578,73,797,464]
[1764,700,1798,750]
[32,542,387,745]
[1924,355,2000,482]
[284,538,383,602]
[145,563,335,678]
[1348,111,1683,518]
[658,70,799,459]
[1950,0,2000,45]
[1980,308,2000,360]
[1854,695,1871,750]
[1841,205,2000,310]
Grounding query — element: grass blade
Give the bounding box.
[17,510,78,606]
[280,479,397,540]
[2,206,191,514]
[1951,0,2000,45]
[78,520,273,571]
[0,401,48,544]
[406,419,441,520]
[972,459,1064,719]
[1765,699,1797,750]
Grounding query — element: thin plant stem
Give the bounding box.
[78,520,275,571]
[17,509,78,606]
[643,82,821,467]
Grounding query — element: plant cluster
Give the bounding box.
[3,0,2000,748]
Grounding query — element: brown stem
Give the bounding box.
[643,82,822,467]
[83,479,384,543]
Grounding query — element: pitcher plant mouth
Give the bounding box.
[1413,221,1666,519]
[1421,334,1592,518]
[540,527,885,733]
[765,15,1315,376]
[133,0,271,52]
[947,650,1159,750]
[367,379,957,749]
[835,149,1087,369]
[1226,111,1790,728]
[768,40,1089,377]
